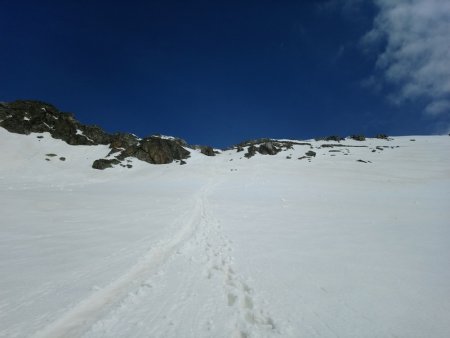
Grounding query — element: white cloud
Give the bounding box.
[363,0,450,116]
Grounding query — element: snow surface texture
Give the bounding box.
[1,128,449,338]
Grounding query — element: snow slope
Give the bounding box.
[1,128,449,337]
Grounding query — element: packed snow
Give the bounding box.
[0,128,449,338]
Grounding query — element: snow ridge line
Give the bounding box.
[33,185,211,338]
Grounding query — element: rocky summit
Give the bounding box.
[0,100,192,169]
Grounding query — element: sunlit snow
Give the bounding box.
[0,128,449,338]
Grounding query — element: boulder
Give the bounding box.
[92,158,121,170]
[350,134,366,141]
[244,145,257,158]
[117,137,190,164]
[258,142,280,155]
[200,146,215,156]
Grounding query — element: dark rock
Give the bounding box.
[350,134,366,141]
[0,100,111,146]
[1,100,198,168]
[258,142,280,155]
[127,164,133,168]
[236,138,310,149]
[37,135,43,139]
[236,146,244,152]
[315,135,343,142]
[46,153,57,157]
[321,143,367,148]
[200,146,215,156]
[357,159,367,163]
[180,160,187,165]
[79,125,111,145]
[236,138,272,148]
[117,137,190,164]
[305,151,316,157]
[375,134,388,139]
[244,145,257,159]
[59,157,66,161]
[320,144,344,148]
[92,158,121,170]
[110,133,139,149]
[410,139,416,141]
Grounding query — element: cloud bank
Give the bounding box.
[363,0,450,116]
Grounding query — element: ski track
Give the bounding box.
[32,185,206,338]
[33,177,278,338]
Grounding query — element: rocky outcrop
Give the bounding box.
[258,142,281,155]
[116,137,190,164]
[200,146,216,156]
[109,133,139,149]
[315,135,343,142]
[239,139,304,159]
[92,159,121,170]
[244,145,257,158]
[0,100,192,169]
[350,134,366,141]
[0,100,111,145]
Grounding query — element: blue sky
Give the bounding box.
[1,0,449,147]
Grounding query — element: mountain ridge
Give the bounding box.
[0,99,436,170]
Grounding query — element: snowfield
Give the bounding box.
[1,128,449,338]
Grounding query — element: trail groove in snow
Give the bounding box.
[200,200,277,337]
[3,132,448,338]
[80,174,279,338]
[33,185,210,338]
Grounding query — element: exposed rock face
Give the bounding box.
[0,100,110,145]
[200,146,216,156]
[305,150,316,157]
[1,100,192,169]
[315,135,343,142]
[258,142,281,155]
[350,134,366,141]
[92,158,121,170]
[375,134,389,140]
[110,133,139,149]
[116,137,190,164]
[244,145,257,158]
[239,139,303,159]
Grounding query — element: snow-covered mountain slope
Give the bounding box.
[1,128,449,338]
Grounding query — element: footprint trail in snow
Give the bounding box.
[34,178,279,338]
